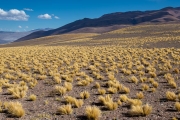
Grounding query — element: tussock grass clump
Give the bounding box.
[57,104,73,115]
[141,84,149,91]
[130,76,138,84]
[98,88,106,95]
[64,96,76,104]
[8,85,28,99]
[119,86,130,94]
[168,81,177,88]
[95,82,100,89]
[117,99,122,106]
[80,91,90,99]
[105,101,118,110]
[98,95,112,105]
[136,92,144,99]
[152,81,158,88]
[29,94,37,101]
[166,91,177,101]
[53,76,61,84]
[128,104,152,116]
[77,80,90,86]
[53,86,67,96]
[74,99,84,108]
[107,87,117,94]
[64,82,73,91]
[7,102,25,117]
[127,99,142,106]
[175,102,180,111]
[64,96,83,108]
[119,95,128,102]
[85,106,101,120]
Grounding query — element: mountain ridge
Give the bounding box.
[16,6,180,42]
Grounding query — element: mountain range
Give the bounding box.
[13,7,180,42]
[0,28,52,44]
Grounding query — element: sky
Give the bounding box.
[0,0,180,32]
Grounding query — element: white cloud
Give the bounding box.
[38,14,52,19]
[54,16,59,19]
[24,8,33,11]
[18,26,22,28]
[26,26,28,28]
[0,8,29,21]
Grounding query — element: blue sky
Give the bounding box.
[0,0,180,32]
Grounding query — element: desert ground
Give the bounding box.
[0,23,180,120]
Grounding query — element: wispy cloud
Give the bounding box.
[24,8,33,11]
[38,14,52,19]
[54,16,59,19]
[18,26,22,28]
[0,8,29,21]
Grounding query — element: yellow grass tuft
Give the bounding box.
[57,104,73,115]
[95,82,100,89]
[166,91,177,101]
[64,82,73,91]
[85,106,101,120]
[7,102,25,117]
[80,91,90,99]
[98,88,106,95]
[29,94,37,101]
[175,102,180,111]
[129,104,152,116]
[119,95,128,102]
[107,87,117,94]
[105,101,118,110]
[136,92,144,99]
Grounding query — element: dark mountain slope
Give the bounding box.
[16,7,180,42]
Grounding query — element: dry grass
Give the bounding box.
[129,104,152,116]
[57,104,73,115]
[175,102,180,111]
[85,106,101,120]
[7,102,25,117]
[0,25,180,119]
[166,91,177,101]
[80,91,90,99]
[29,94,37,101]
